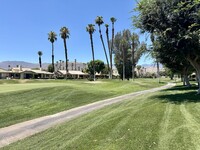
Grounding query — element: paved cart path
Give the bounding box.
[0,83,175,148]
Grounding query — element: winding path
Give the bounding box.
[0,83,175,148]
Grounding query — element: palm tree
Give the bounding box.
[38,51,43,70]
[86,24,96,81]
[110,17,117,79]
[48,31,57,73]
[60,27,70,79]
[95,16,110,77]
[105,24,111,58]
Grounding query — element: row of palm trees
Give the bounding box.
[37,17,116,81]
[47,27,70,79]
[86,16,117,81]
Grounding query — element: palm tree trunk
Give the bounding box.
[39,56,42,70]
[106,27,111,79]
[110,23,115,79]
[98,26,110,77]
[90,33,95,81]
[52,42,55,73]
[63,39,68,79]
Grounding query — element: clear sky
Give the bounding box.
[0,0,153,64]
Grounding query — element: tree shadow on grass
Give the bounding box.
[152,85,200,104]
[164,84,198,91]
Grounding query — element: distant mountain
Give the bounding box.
[0,61,50,70]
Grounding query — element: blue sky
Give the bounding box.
[0,0,153,64]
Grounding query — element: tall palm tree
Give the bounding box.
[110,17,117,79]
[60,27,70,79]
[95,16,110,77]
[38,51,43,70]
[48,31,57,73]
[86,24,96,81]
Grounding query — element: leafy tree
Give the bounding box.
[37,51,43,70]
[156,38,194,86]
[47,64,54,73]
[114,29,146,80]
[131,33,140,79]
[48,31,57,73]
[87,60,105,75]
[134,0,200,93]
[86,24,96,81]
[136,65,142,77]
[60,27,70,79]
[95,16,110,76]
[110,17,117,79]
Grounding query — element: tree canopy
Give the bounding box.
[114,29,146,79]
[87,60,105,74]
[134,0,200,93]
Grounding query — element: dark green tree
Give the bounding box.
[114,29,146,80]
[47,64,54,73]
[87,60,105,75]
[134,0,200,93]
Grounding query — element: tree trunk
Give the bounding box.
[63,39,68,79]
[90,33,95,81]
[132,42,135,80]
[123,45,125,81]
[106,27,111,79]
[39,57,42,70]
[110,23,115,79]
[182,66,191,87]
[187,57,200,94]
[156,59,160,83]
[98,25,110,78]
[52,42,55,73]
[183,75,191,87]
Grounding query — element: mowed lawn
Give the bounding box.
[0,79,165,128]
[2,85,200,150]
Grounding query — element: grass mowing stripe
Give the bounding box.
[180,104,200,149]
[0,79,166,128]
[3,85,200,150]
[158,103,173,150]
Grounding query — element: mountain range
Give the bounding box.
[0,61,50,70]
[0,61,161,71]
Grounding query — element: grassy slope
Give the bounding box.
[2,85,200,150]
[0,79,165,128]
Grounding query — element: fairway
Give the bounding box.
[2,85,200,150]
[0,79,165,128]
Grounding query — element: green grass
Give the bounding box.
[2,84,200,150]
[0,78,166,128]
